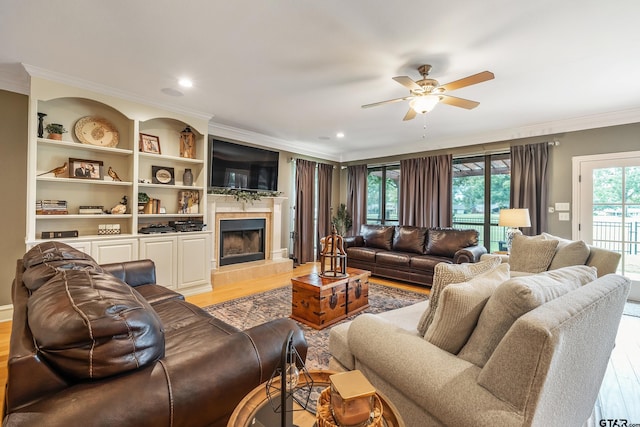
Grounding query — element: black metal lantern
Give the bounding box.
[265,330,313,427]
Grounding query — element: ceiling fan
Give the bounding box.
[362,65,495,121]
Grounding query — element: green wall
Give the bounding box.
[545,123,640,238]
[341,122,640,241]
[0,90,28,306]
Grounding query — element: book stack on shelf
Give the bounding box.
[142,198,162,214]
[78,205,105,215]
[36,200,68,215]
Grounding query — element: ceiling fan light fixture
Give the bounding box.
[410,95,440,114]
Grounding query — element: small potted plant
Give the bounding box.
[331,203,352,236]
[45,123,67,140]
[138,192,150,213]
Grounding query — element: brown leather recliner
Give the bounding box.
[4,242,307,427]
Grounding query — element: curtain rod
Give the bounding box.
[453,140,559,160]
[288,157,336,168]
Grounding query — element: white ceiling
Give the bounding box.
[2,0,640,162]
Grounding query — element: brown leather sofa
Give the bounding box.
[345,225,487,286]
[4,241,307,427]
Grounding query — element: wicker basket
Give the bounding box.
[316,386,384,427]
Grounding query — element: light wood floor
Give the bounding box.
[0,263,637,423]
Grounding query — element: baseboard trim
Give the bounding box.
[0,304,14,323]
[179,283,213,297]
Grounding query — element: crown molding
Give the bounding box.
[0,65,30,95]
[339,107,640,162]
[22,64,213,122]
[208,122,342,162]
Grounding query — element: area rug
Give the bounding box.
[203,283,426,370]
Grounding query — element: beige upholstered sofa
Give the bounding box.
[329,263,630,426]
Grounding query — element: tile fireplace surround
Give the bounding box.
[208,195,293,286]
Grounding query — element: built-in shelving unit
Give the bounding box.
[25,75,213,294]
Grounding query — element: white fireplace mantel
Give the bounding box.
[208,195,289,273]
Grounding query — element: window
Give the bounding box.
[452,154,511,251]
[367,165,400,225]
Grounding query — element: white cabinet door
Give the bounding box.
[26,240,92,256]
[91,239,138,264]
[65,240,93,256]
[139,235,178,289]
[177,233,211,290]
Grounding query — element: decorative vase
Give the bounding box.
[183,168,193,186]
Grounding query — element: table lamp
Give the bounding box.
[498,208,531,252]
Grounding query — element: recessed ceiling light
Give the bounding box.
[336,132,345,138]
[161,87,184,97]
[178,78,193,88]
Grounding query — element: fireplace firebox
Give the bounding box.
[219,218,266,266]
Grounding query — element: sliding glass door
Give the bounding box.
[452,154,511,251]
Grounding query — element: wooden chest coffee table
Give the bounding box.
[291,267,371,330]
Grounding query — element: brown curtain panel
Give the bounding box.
[399,154,452,227]
[347,164,368,236]
[293,159,317,265]
[510,142,549,235]
[317,163,333,259]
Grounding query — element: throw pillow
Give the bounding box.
[361,225,395,251]
[458,265,598,367]
[541,232,591,270]
[509,234,558,273]
[426,228,479,258]
[392,226,428,254]
[416,256,502,336]
[425,263,510,354]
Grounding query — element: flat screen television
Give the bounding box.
[209,138,279,192]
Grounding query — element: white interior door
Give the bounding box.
[573,151,640,301]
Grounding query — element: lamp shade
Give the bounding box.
[410,95,440,114]
[498,208,531,228]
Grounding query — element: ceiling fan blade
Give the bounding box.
[403,108,417,121]
[361,96,413,109]
[439,71,494,92]
[439,94,480,109]
[393,76,423,91]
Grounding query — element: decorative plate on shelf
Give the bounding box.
[74,116,119,147]
[152,166,175,185]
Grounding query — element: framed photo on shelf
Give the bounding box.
[69,158,103,180]
[152,166,175,185]
[139,133,161,154]
[178,190,199,214]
